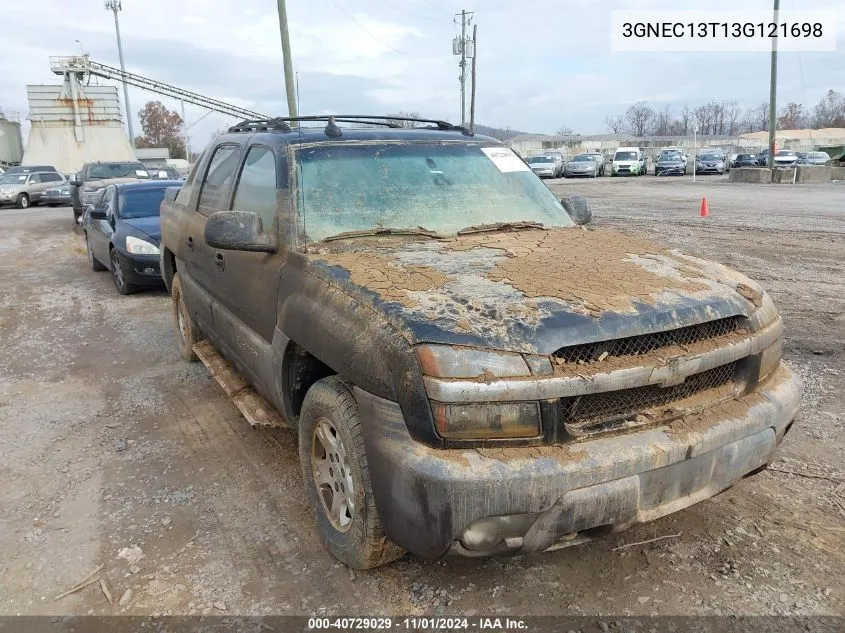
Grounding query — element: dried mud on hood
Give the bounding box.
[310,228,761,352]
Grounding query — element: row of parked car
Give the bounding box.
[525,146,833,179]
[0,162,183,210]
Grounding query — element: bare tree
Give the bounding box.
[777,103,808,130]
[386,111,422,128]
[625,102,655,137]
[555,126,576,136]
[676,105,692,136]
[604,115,626,134]
[724,101,741,135]
[651,105,673,136]
[812,90,845,128]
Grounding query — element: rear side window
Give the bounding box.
[231,147,277,231]
[198,145,240,213]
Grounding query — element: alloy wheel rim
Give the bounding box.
[111,253,124,290]
[310,418,355,532]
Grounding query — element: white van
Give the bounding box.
[611,147,645,176]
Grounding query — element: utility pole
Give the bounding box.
[276,0,298,119]
[469,24,477,133]
[105,0,135,147]
[453,10,473,126]
[767,0,780,170]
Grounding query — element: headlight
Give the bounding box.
[416,345,530,378]
[125,235,160,255]
[432,401,541,440]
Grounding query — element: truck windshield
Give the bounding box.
[296,142,574,242]
[87,163,148,179]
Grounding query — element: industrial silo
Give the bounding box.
[22,56,135,173]
[0,109,24,167]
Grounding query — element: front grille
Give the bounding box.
[561,362,739,436]
[553,316,744,365]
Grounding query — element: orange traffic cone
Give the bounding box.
[699,197,709,218]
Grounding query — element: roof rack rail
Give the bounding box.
[227,114,472,135]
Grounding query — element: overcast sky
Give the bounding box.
[1,0,843,151]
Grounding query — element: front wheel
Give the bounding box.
[299,376,404,569]
[16,194,29,209]
[110,249,137,296]
[171,273,200,361]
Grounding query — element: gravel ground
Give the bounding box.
[0,181,843,619]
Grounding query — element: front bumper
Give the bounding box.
[355,365,800,559]
[112,249,164,286]
[656,164,685,175]
[42,195,71,205]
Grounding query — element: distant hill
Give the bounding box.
[472,124,531,141]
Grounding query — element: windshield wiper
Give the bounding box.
[321,227,446,242]
[457,221,546,236]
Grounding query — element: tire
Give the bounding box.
[110,248,137,296]
[86,234,106,271]
[16,194,29,209]
[561,194,592,225]
[171,273,200,362]
[299,376,404,569]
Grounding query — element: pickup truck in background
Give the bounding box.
[159,115,801,569]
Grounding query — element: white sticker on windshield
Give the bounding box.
[481,147,531,173]
[136,170,149,177]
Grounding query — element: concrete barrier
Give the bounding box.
[729,168,772,183]
[796,166,831,183]
[772,168,796,184]
[830,166,845,180]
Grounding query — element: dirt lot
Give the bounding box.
[1,177,843,619]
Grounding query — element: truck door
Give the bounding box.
[210,143,288,398]
[182,143,242,333]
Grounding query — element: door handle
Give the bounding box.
[186,236,194,249]
[214,252,225,271]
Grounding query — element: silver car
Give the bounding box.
[0,171,67,208]
[564,154,600,178]
[798,151,831,166]
[527,155,562,178]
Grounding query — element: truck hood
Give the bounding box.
[82,176,147,191]
[307,228,764,355]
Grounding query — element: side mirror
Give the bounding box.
[204,210,277,253]
[88,205,107,220]
[69,173,80,186]
[560,194,592,225]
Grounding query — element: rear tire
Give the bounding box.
[171,273,200,362]
[299,376,405,569]
[16,194,29,209]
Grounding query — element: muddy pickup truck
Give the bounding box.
[159,115,801,569]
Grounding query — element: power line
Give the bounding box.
[325,0,440,58]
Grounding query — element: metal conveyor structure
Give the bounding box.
[49,55,270,121]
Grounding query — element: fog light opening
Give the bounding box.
[458,514,537,552]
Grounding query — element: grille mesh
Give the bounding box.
[553,316,744,365]
[562,362,738,434]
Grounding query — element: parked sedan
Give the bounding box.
[526,155,562,178]
[42,183,72,206]
[732,153,759,168]
[564,154,600,178]
[83,180,181,295]
[798,151,831,166]
[0,171,66,208]
[695,153,727,175]
[654,150,686,176]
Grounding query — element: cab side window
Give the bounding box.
[197,145,240,214]
[231,147,277,232]
[28,174,41,184]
